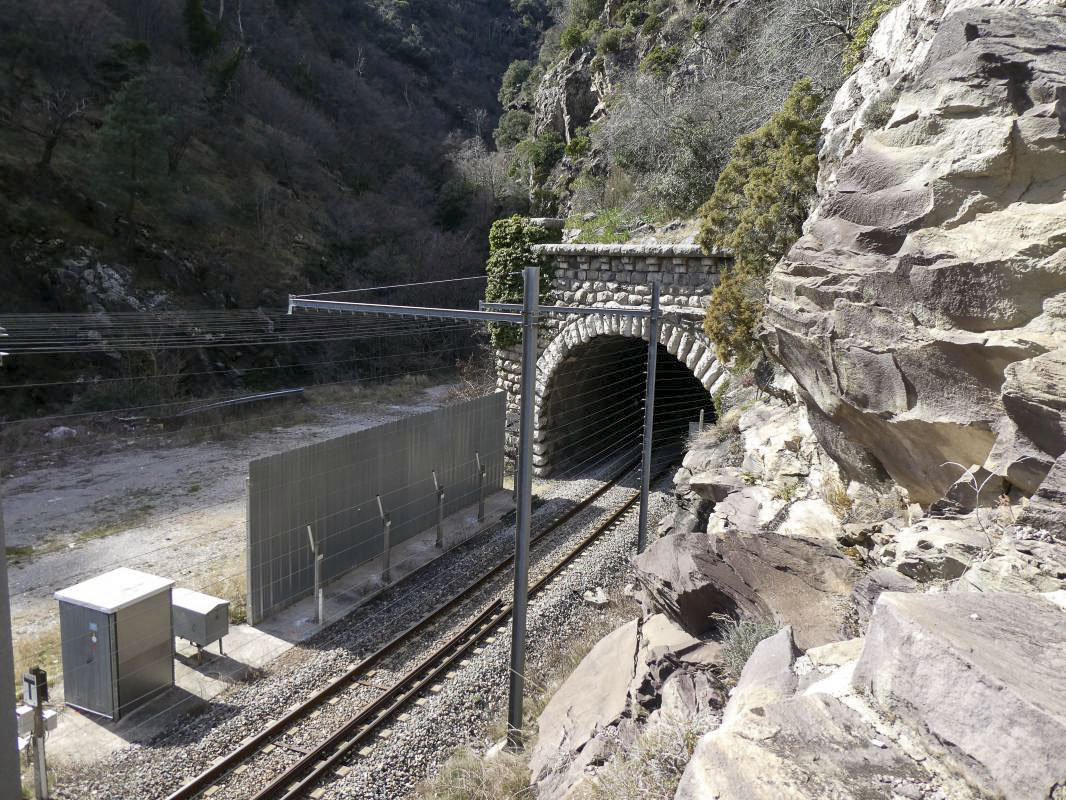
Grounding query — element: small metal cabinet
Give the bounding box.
[171,588,229,663]
[54,568,175,720]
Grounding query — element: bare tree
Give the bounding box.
[3,89,87,170]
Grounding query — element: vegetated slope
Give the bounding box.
[488,0,879,230]
[0,0,549,408]
[0,0,549,312]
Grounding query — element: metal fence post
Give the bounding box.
[0,485,22,800]
[475,451,486,523]
[376,496,391,584]
[306,526,323,625]
[507,265,538,749]
[637,281,660,554]
[432,471,445,549]
[246,475,259,626]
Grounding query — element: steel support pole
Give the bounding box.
[637,282,660,554]
[507,266,538,749]
[0,486,22,800]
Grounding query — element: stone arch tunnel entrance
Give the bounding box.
[536,335,715,477]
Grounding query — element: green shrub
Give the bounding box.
[616,0,650,26]
[560,24,586,50]
[598,26,625,54]
[691,13,707,33]
[842,0,900,73]
[498,59,533,107]
[494,109,532,150]
[565,134,590,158]
[484,216,561,348]
[183,0,221,57]
[572,0,607,27]
[699,78,822,366]
[640,45,679,76]
[640,12,663,36]
[512,130,564,187]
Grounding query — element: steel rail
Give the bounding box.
[164,460,640,800]
[259,469,657,800]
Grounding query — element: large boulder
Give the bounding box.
[674,692,951,800]
[853,591,1066,800]
[632,530,858,649]
[529,614,724,798]
[528,620,638,796]
[676,629,957,800]
[851,567,919,626]
[1019,452,1066,540]
[761,0,1066,504]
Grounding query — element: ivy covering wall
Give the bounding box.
[484,216,562,348]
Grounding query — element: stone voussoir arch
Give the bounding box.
[532,311,727,454]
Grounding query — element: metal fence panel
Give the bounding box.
[247,392,506,623]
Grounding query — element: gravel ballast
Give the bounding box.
[51,456,674,800]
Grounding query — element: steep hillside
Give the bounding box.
[489,0,876,230]
[0,0,546,315]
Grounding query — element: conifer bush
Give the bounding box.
[699,78,823,366]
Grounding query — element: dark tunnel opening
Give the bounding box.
[540,336,716,477]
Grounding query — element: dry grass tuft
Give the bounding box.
[710,613,780,683]
[574,711,712,800]
[416,747,533,800]
[821,476,853,519]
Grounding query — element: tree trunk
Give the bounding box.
[37,133,59,170]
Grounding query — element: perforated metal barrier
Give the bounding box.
[246,392,506,623]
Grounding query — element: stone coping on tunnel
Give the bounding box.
[533,242,728,258]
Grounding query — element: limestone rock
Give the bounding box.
[675,692,945,800]
[761,2,1066,504]
[632,531,857,649]
[531,50,597,143]
[722,626,798,725]
[656,669,724,723]
[806,637,864,670]
[853,591,1066,800]
[630,614,722,713]
[530,614,725,798]
[687,470,745,504]
[528,620,637,795]
[851,567,919,625]
[1019,452,1066,540]
[954,531,1066,594]
[892,517,991,581]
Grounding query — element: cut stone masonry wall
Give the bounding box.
[493,243,728,476]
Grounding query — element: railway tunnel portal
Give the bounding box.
[494,240,731,478]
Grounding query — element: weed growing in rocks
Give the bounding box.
[711,613,780,683]
[574,711,713,800]
[415,747,533,800]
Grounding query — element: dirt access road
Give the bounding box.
[2,384,458,659]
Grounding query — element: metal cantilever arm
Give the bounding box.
[290,296,522,325]
[481,301,651,318]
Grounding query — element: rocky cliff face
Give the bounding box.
[761,0,1066,504]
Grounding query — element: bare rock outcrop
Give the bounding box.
[761,0,1066,504]
[854,591,1066,799]
[676,591,1066,800]
[633,530,857,649]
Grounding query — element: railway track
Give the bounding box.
[165,459,650,800]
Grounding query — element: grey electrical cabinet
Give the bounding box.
[55,568,175,720]
[172,588,229,661]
